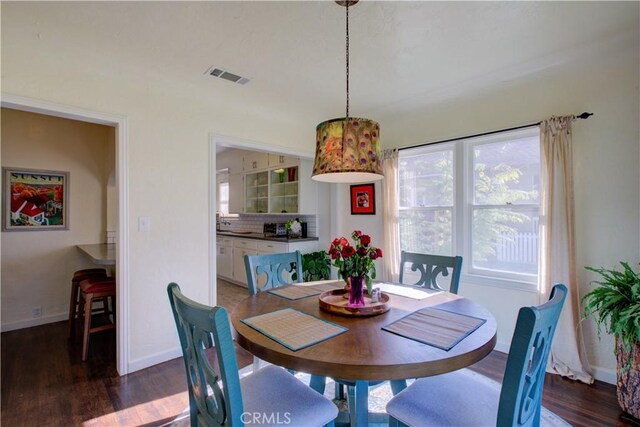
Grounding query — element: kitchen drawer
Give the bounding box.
[233,238,258,250]
[257,241,289,253]
[217,237,234,246]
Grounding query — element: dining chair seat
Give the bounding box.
[241,365,338,426]
[386,284,568,427]
[386,369,501,426]
[167,283,337,427]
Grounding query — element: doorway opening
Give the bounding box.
[2,94,130,374]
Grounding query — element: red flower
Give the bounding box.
[357,246,368,257]
[341,245,356,258]
[360,235,371,246]
[376,248,383,257]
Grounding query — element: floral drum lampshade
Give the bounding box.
[312,117,383,183]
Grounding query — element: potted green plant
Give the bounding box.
[292,251,331,282]
[583,261,640,420]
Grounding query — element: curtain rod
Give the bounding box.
[397,112,594,151]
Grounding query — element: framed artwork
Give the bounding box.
[350,183,376,215]
[2,167,70,231]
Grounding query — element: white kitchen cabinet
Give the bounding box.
[245,170,269,213]
[269,165,298,213]
[268,153,298,168]
[243,151,269,171]
[216,235,321,286]
[228,172,244,213]
[216,237,234,278]
[232,238,258,286]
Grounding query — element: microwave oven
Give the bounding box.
[263,222,287,237]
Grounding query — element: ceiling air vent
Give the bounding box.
[205,66,250,85]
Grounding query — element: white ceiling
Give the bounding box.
[3,1,638,128]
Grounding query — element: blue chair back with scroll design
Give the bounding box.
[386,284,567,427]
[167,283,242,427]
[244,251,303,296]
[399,251,463,294]
[498,283,567,426]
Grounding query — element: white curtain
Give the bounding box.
[538,116,593,384]
[382,149,401,282]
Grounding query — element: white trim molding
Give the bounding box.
[1,92,130,375]
[1,312,68,333]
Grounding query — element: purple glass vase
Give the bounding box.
[348,275,366,307]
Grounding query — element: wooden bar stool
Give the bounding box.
[78,278,116,361]
[68,268,107,339]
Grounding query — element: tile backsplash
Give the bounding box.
[105,230,116,244]
[218,214,317,236]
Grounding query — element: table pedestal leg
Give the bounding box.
[390,379,407,395]
[309,375,327,395]
[346,380,368,427]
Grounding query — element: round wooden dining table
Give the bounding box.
[230,282,497,427]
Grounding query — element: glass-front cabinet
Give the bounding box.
[241,157,316,214]
[269,166,299,213]
[245,170,269,213]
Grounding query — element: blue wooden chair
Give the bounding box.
[244,251,303,296]
[386,283,568,427]
[243,251,328,389]
[399,251,463,294]
[167,283,337,427]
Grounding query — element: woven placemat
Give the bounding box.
[383,307,486,351]
[241,307,348,351]
[268,282,343,300]
[268,285,323,300]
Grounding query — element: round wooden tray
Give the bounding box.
[319,289,390,317]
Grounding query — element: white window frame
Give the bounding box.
[399,127,540,292]
[398,142,457,257]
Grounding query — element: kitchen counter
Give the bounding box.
[216,231,318,242]
[76,243,116,265]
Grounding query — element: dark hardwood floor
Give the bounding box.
[1,282,635,426]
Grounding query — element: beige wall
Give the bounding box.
[1,108,113,329]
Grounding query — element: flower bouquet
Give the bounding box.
[329,230,383,306]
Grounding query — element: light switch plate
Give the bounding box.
[138,216,150,232]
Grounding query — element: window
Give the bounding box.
[398,127,540,287]
[217,170,230,215]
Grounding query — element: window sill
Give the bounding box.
[460,273,538,293]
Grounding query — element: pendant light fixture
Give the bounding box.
[312,0,383,183]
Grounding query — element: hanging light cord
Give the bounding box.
[345,2,350,119]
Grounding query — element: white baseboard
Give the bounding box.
[591,366,616,385]
[494,340,510,354]
[1,312,68,332]
[492,340,616,385]
[127,346,183,373]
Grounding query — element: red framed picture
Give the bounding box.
[350,183,375,215]
[2,167,70,231]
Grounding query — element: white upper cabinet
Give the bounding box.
[243,151,269,171]
[268,153,298,167]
